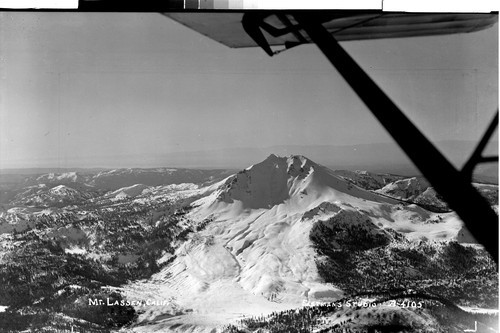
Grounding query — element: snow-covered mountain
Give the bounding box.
[121,154,489,331]
[0,155,496,333]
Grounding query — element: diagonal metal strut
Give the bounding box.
[462,111,499,180]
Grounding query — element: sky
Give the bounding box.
[0,12,498,169]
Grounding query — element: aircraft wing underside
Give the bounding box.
[165,12,498,51]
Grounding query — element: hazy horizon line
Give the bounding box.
[1,139,497,171]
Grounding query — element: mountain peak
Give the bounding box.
[265,153,279,160]
[211,154,393,210]
[243,154,317,180]
[50,184,78,194]
[249,154,315,170]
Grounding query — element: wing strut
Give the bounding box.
[462,111,499,180]
[246,13,499,263]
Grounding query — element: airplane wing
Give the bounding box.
[165,12,498,54]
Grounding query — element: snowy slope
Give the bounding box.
[106,184,150,199]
